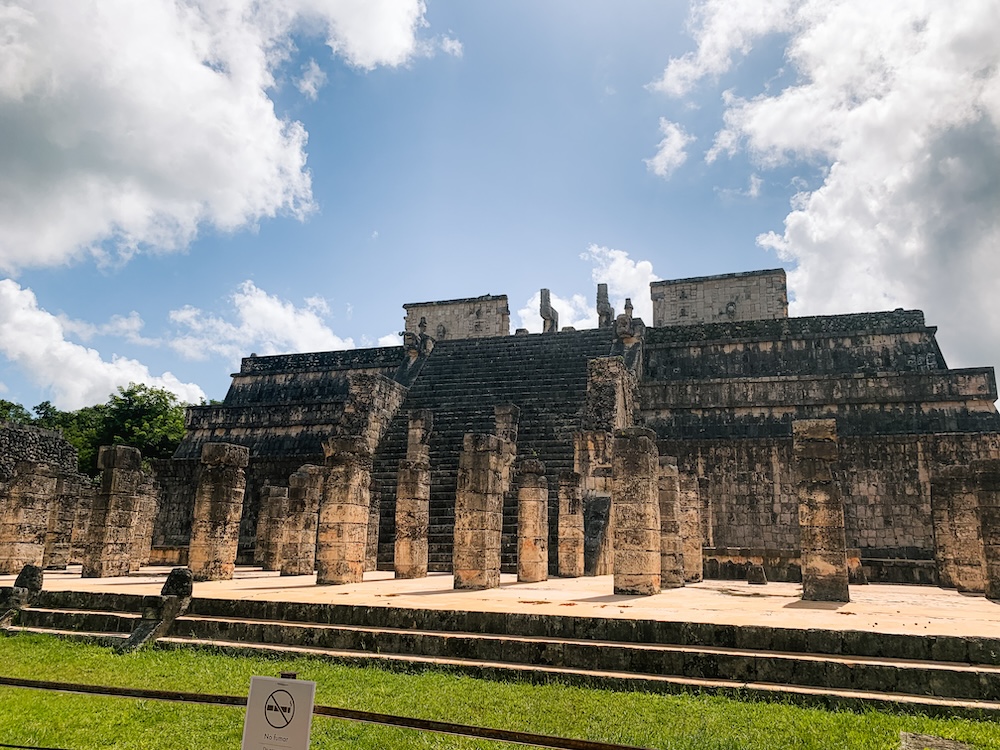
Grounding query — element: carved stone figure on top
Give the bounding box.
[540,288,559,333]
[597,283,614,329]
[610,298,645,372]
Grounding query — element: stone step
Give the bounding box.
[160,614,1000,701]
[16,606,139,635]
[151,635,1000,719]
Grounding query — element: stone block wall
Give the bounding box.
[403,295,510,341]
[650,269,787,327]
[82,446,144,578]
[0,461,58,574]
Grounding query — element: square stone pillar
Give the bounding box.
[317,438,373,585]
[573,430,614,576]
[187,443,249,582]
[0,462,59,574]
[557,471,584,577]
[128,478,159,573]
[453,433,505,590]
[657,456,685,589]
[43,473,84,570]
[395,410,432,579]
[280,465,323,576]
[679,472,703,583]
[698,477,713,549]
[971,459,1000,601]
[517,459,548,583]
[794,419,849,602]
[930,464,985,593]
[82,446,144,578]
[255,485,289,572]
[612,428,661,596]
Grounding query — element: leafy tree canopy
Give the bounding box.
[3,384,190,475]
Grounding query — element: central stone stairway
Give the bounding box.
[7,590,1000,718]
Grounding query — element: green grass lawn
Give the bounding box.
[0,633,997,749]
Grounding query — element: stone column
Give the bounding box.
[573,431,614,576]
[82,447,144,578]
[972,459,1000,601]
[395,410,432,579]
[794,419,849,602]
[280,465,323,576]
[699,477,714,549]
[679,473,704,583]
[0,462,58,574]
[129,478,159,572]
[453,433,505,590]
[612,428,661,596]
[255,485,289,571]
[42,473,84,570]
[187,443,249,582]
[317,438,373,585]
[930,464,985,593]
[517,459,548,583]
[657,456,685,589]
[557,471,584,577]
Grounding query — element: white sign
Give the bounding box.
[242,676,316,750]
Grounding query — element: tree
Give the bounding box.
[0,399,33,424]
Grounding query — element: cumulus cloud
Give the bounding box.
[0,280,204,409]
[654,0,1000,368]
[516,246,660,332]
[440,36,463,58]
[0,0,430,273]
[168,280,354,362]
[296,58,327,100]
[645,118,694,178]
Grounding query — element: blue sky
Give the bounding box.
[1,1,999,409]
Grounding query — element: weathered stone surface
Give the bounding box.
[453,432,508,590]
[678,472,703,583]
[517,459,548,583]
[403,294,510,341]
[557,471,584,578]
[794,420,849,602]
[317,439,372,585]
[82,446,144,579]
[540,289,559,333]
[281,465,323,576]
[0,462,58,574]
[187,443,249,582]
[612,428,661,596]
[930,464,985,593]
[651,269,788,327]
[971,458,1000,601]
[255,485,289,571]
[657,456,685,589]
[574,431,613,576]
[396,410,433,579]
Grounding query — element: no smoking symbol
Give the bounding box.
[264,689,295,729]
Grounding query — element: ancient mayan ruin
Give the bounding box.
[3,268,1000,601]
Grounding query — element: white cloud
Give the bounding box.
[440,36,463,58]
[656,0,1000,369]
[516,246,660,332]
[645,118,694,178]
[0,0,430,273]
[168,280,354,362]
[0,279,204,409]
[378,332,403,347]
[58,311,158,346]
[296,59,327,100]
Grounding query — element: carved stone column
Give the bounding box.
[794,420,849,602]
[453,433,505,590]
[657,456,685,589]
[972,459,1000,601]
[930,464,985,593]
[0,462,58,574]
[255,485,289,572]
[612,428,661,596]
[280,465,323,576]
[187,443,249,582]
[395,410,432,579]
[42,474,84,570]
[317,438,372,585]
[557,471,584,577]
[517,459,548,583]
[679,472,703,583]
[82,446,143,578]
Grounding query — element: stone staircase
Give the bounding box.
[372,329,615,573]
[6,590,1000,718]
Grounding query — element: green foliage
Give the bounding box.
[0,398,33,424]
[0,634,999,750]
[2,384,189,475]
